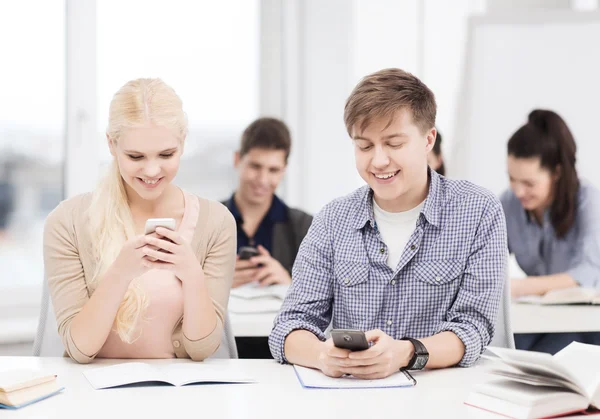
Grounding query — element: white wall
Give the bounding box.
[280,0,600,215]
[423,0,486,161]
[452,12,600,194]
[352,0,420,79]
[281,0,486,214]
[281,0,358,214]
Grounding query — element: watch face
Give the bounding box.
[415,355,428,369]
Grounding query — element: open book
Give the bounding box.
[0,370,64,409]
[83,362,256,390]
[293,365,416,389]
[516,288,600,305]
[465,342,600,418]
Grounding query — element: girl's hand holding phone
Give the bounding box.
[112,235,154,282]
[142,227,203,284]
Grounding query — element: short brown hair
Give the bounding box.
[239,117,291,161]
[344,68,436,136]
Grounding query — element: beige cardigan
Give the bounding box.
[43,193,236,364]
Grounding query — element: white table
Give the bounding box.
[229,311,277,337]
[511,303,600,334]
[230,299,600,338]
[0,357,501,419]
[228,288,281,337]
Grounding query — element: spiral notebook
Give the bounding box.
[293,365,416,389]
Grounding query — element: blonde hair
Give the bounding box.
[88,78,188,342]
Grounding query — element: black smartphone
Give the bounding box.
[238,246,259,260]
[331,329,370,351]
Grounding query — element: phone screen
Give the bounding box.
[144,218,176,235]
[238,246,259,260]
[331,329,370,351]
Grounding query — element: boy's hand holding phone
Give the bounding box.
[232,245,291,288]
[316,338,352,378]
[324,329,414,379]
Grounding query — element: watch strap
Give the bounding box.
[401,337,428,370]
[405,337,427,355]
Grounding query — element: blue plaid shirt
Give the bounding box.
[268,170,508,367]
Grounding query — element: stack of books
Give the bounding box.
[465,342,600,418]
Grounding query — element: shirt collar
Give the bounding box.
[351,167,443,230]
[421,167,442,227]
[225,193,288,223]
[524,207,551,227]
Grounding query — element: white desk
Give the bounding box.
[0,357,500,419]
[229,312,277,338]
[230,299,600,338]
[228,291,282,338]
[511,303,600,334]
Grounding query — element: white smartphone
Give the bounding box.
[144,218,176,235]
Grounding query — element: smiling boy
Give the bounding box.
[269,68,508,377]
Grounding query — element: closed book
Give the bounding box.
[0,370,64,409]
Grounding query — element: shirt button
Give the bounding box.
[435,276,441,282]
[391,280,397,285]
[379,248,385,254]
[173,340,181,348]
[410,245,416,251]
[344,278,350,285]
[387,320,393,326]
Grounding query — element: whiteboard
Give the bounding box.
[451,12,600,196]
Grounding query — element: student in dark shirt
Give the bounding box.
[223,117,312,358]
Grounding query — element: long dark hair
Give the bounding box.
[432,129,445,176]
[0,182,14,230]
[507,109,579,238]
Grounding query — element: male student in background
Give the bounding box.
[269,68,507,377]
[223,117,313,358]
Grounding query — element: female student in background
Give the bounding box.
[43,78,236,363]
[428,130,445,176]
[501,109,600,354]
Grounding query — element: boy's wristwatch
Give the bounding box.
[401,338,429,370]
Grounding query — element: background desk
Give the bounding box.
[230,312,277,338]
[511,303,600,334]
[0,357,500,419]
[230,298,600,338]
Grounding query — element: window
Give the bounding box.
[0,2,65,320]
[0,0,263,352]
[96,0,260,200]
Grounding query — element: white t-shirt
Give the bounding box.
[372,198,424,271]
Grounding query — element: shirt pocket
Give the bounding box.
[413,259,464,286]
[332,260,372,328]
[334,260,369,287]
[411,259,464,315]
